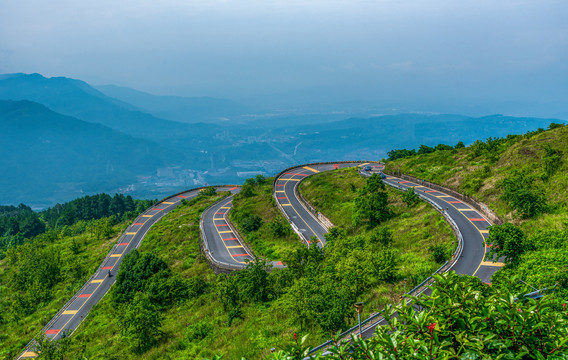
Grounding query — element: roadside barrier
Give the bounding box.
[308,169,466,355]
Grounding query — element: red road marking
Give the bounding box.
[425,190,437,193]
[177,195,188,198]
[485,282,492,286]
[275,261,283,266]
[45,329,59,335]
[447,201,461,203]
[102,266,112,270]
[133,222,144,225]
[399,181,410,184]
[285,172,308,176]
[118,242,128,246]
[277,197,287,199]
[232,253,249,257]
[152,208,163,211]
[216,224,229,227]
[229,186,238,190]
[223,237,238,241]
[275,184,285,186]
[78,294,91,298]
[469,218,486,221]
[215,212,225,215]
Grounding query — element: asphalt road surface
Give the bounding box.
[18,185,238,359]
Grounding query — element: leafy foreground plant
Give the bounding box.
[257,272,568,359]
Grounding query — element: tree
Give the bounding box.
[417,144,435,155]
[118,293,163,353]
[353,191,391,228]
[501,171,546,218]
[240,257,272,303]
[402,187,420,207]
[454,141,465,149]
[112,249,169,304]
[485,223,529,265]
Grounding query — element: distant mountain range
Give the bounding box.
[0,99,181,207]
[0,72,565,208]
[0,73,206,141]
[96,84,249,124]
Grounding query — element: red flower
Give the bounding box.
[427,323,436,332]
[294,333,297,341]
[563,303,566,311]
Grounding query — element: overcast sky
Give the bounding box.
[0,0,566,112]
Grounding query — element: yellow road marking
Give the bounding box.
[142,214,152,217]
[21,352,38,357]
[162,201,175,204]
[281,204,292,206]
[480,230,489,234]
[213,218,225,220]
[110,254,121,258]
[91,279,103,283]
[212,198,249,264]
[358,163,369,167]
[226,245,243,249]
[303,166,319,173]
[279,178,300,181]
[458,208,477,212]
[480,261,505,267]
[63,310,78,315]
[221,206,230,209]
[126,232,137,235]
[276,190,286,193]
[436,195,452,198]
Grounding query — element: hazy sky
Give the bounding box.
[0,0,566,111]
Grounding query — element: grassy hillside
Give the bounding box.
[299,167,456,287]
[385,123,568,299]
[0,217,131,358]
[229,176,302,260]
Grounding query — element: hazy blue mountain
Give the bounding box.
[96,84,250,124]
[0,100,183,207]
[0,73,202,141]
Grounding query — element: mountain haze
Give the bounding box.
[0,99,182,206]
[0,73,194,141]
[96,84,249,124]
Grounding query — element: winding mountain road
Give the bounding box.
[17,186,238,359]
[18,161,502,358]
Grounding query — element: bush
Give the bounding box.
[185,320,211,341]
[501,171,546,218]
[240,213,263,233]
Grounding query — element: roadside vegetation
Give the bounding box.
[15,170,454,359]
[0,196,153,358]
[229,175,302,260]
[386,122,568,301]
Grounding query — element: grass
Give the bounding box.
[299,167,456,316]
[0,220,131,358]
[385,124,568,233]
[62,192,304,359]
[229,177,302,261]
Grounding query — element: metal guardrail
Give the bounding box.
[198,195,247,272]
[308,170,465,355]
[18,184,241,358]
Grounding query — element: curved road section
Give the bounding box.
[18,186,238,359]
[274,162,364,246]
[272,162,501,345]
[201,193,285,270]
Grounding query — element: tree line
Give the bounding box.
[0,193,156,252]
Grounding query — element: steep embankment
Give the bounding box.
[385,123,568,298]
